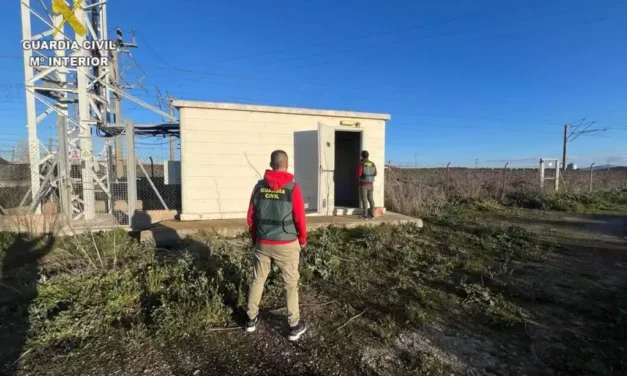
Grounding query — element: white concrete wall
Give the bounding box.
[178,105,386,220]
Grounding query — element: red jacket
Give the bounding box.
[247,170,307,245]
[357,160,377,186]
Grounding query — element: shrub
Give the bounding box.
[504,190,627,212]
[0,230,237,355]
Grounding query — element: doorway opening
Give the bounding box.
[334,130,362,208]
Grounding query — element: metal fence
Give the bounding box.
[3,137,624,234]
[0,144,33,213]
[0,133,132,232]
[134,136,182,212]
[0,123,182,233]
[386,163,627,198]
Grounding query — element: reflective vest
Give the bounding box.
[252,180,298,241]
[360,160,376,183]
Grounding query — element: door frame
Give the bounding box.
[334,128,364,211]
[317,123,364,215]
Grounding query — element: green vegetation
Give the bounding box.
[1,199,626,375]
[505,189,627,213]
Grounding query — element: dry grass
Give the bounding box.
[385,166,627,217]
[390,166,627,193]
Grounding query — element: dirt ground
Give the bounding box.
[11,209,627,376]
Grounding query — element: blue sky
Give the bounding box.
[0,0,625,167]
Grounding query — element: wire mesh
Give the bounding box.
[133,136,182,212]
[0,143,35,211]
[65,136,128,228]
[386,163,627,197]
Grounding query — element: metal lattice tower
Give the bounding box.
[21,0,112,220]
[20,0,176,223]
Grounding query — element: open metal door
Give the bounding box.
[317,122,335,215]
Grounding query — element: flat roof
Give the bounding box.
[172,100,391,120]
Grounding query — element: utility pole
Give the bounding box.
[562,119,608,173]
[168,93,175,160]
[112,28,138,179]
[607,158,611,172]
[414,153,418,168]
[112,44,124,179]
[562,124,568,172]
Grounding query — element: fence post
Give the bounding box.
[539,159,545,189]
[56,113,72,217]
[126,120,137,228]
[446,162,451,196]
[501,162,509,201]
[589,163,595,192]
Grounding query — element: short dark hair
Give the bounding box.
[361,150,369,159]
[270,150,288,170]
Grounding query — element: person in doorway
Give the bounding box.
[357,150,377,219]
[245,150,308,341]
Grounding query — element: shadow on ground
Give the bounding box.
[0,234,55,376]
[137,225,341,376]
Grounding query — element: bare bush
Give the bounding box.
[385,166,627,216]
[385,168,449,216]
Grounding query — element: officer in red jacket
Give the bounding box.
[245,150,308,341]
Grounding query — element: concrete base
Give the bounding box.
[140,212,423,247]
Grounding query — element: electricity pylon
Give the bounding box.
[20,0,175,222]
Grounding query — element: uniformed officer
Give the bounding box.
[357,150,377,219]
[245,150,308,341]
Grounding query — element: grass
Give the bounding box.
[386,166,627,217]
[1,189,626,375]
[504,189,627,213]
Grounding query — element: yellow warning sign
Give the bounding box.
[81,150,91,158]
[52,0,87,37]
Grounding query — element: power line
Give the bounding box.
[561,119,612,170]
[4,8,621,114]
[284,13,624,72]
[134,31,178,69]
[222,0,551,68]
[3,82,625,136]
[134,69,559,113]
[168,0,543,65]
[135,11,622,111]
[1,80,625,138]
[230,1,618,71]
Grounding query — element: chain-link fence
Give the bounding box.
[0,143,35,212]
[0,129,182,233]
[134,137,182,213]
[387,164,627,193]
[386,164,627,204]
[385,163,627,216]
[0,135,133,232]
[66,135,133,228]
